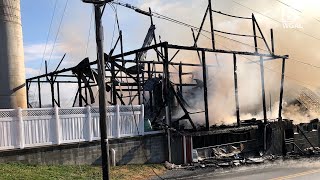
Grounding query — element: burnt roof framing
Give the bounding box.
[26,2,289,133]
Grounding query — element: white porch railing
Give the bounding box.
[0,105,161,150]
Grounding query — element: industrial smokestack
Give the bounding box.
[0,0,27,109]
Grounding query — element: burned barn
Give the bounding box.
[24,0,320,166]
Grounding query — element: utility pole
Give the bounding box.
[82,0,113,179]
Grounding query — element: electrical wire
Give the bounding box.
[152,11,259,38]
[113,1,261,39]
[124,5,269,50]
[85,8,94,57]
[112,1,276,56]
[232,0,320,41]
[205,21,320,72]
[275,0,320,24]
[47,0,69,67]
[108,3,164,178]
[212,10,252,20]
[199,31,318,88]
[111,0,319,90]
[275,0,302,13]
[38,0,58,75]
[109,4,118,49]
[31,0,58,107]
[65,6,95,108]
[150,12,271,52]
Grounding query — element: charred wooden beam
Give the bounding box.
[252,14,258,53]
[278,58,286,120]
[233,54,240,126]
[259,56,267,123]
[167,44,287,59]
[179,62,183,94]
[202,51,210,130]
[38,78,42,108]
[50,75,55,107]
[208,0,215,49]
[271,29,274,54]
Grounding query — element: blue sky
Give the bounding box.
[21,0,148,78]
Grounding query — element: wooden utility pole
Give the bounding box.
[94,4,110,180]
[82,1,112,179]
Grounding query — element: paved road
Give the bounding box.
[158,158,320,180]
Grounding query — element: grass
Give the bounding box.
[0,163,166,180]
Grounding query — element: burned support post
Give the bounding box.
[111,57,117,105]
[191,29,202,63]
[202,51,210,130]
[233,54,240,126]
[194,5,209,43]
[142,65,145,105]
[85,84,88,106]
[179,62,183,95]
[163,42,172,162]
[120,31,124,63]
[271,29,274,54]
[50,75,55,107]
[253,17,272,54]
[252,14,258,53]
[278,58,286,120]
[147,62,153,112]
[57,82,60,107]
[37,78,42,108]
[136,54,141,105]
[78,76,82,107]
[208,0,215,50]
[149,8,160,62]
[259,56,267,123]
[26,80,30,108]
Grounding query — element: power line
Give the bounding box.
[152,11,258,38]
[113,1,261,39]
[113,1,281,55]
[118,1,320,71]
[114,1,320,75]
[276,0,320,23]
[212,10,252,20]
[230,0,320,70]
[232,0,320,41]
[47,0,69,68]
[85,8,94,57]
[150,11,271,51]
[38,0,58,75]
[106,4,164,178]
[32,0,58,107]
[199,32,318,88]
[109,4,119,51]
[289,58,320,69]
[276,0,302,13]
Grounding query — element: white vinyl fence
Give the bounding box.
[0,105,160,150]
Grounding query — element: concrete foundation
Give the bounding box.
[0,134,167,165]
[0,0,27,109]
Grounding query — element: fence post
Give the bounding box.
[140,105,145,136]
[116,105,121,138]
[17,108,24,149]
[54,106,61,145]
[86,106,92,141]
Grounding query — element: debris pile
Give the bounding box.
[198,146,266,168]
[165,145,277,170]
